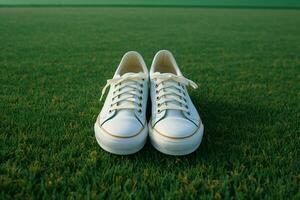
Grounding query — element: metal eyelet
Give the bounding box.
[138,109,142,113]
[158,109,161,113]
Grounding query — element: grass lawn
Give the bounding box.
[1,0,300,7]
[0,7,300,199]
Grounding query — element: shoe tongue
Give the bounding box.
[115,72,135,78]
[155,72,185,119]
[121,72,136,77]
[115,72,138,118]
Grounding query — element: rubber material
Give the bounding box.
[94,122,148,155]
[149,122,204,156]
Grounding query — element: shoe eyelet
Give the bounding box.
[138,109,142,113]
[109,110,112,113]
[158,109,161,113]
[139,97,142,100]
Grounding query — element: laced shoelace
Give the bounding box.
[152,72,198,114]
[100,72,146,113]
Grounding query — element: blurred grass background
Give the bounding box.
[0,0,300,7]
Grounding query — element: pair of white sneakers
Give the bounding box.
[94,50,204,156]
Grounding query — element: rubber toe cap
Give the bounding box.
[154,117,198,138]
[102,117,143,138]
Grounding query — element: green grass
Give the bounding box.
[0,7,300,199]
[1,0,300,8]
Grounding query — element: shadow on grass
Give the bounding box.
[115,99,275,170]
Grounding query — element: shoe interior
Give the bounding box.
[152,51,178,74]
[118,53,145,75]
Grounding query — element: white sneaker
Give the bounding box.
[94,51,149,155]
[148,50,204,155]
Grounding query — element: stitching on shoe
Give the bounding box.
[152,122,201,139]
[97,116,146,139]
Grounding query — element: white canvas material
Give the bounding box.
[149,50,204,155]
[94,51,149,155]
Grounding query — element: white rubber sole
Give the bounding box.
[149,122,204,156]
[94,122,148,155]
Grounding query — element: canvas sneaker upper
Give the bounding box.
[97,51,148,138]
[150,50,202,138]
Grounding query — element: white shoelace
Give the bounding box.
[100,72,146,112]
[152,72,198,114]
